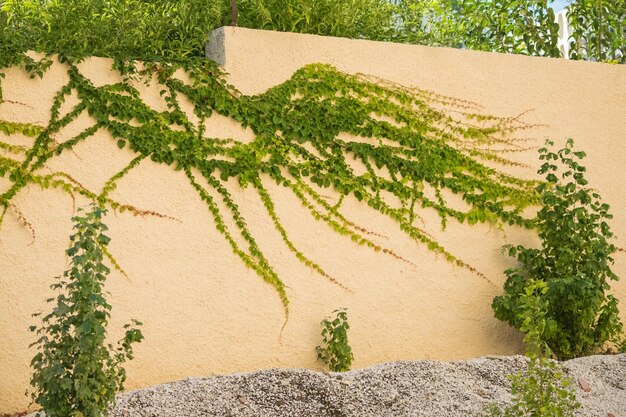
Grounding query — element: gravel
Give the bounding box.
[103,354,626,417]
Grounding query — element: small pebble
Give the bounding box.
[578,376,592,392]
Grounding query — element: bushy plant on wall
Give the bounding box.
[29,205,143,417]
[493,139,625,360]
[0,56,541,316]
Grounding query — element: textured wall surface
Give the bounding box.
[1,30,625,412]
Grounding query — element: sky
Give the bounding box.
[549,0,571,12]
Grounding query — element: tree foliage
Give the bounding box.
[453,0,561,57]
[567,0,626,62]
[0,0,227,63]
[0,0,623,66]
[236,0,396,40]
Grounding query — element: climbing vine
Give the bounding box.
[0,57,541,316]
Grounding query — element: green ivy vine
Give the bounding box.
[0,57,541,316]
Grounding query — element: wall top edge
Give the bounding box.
[208,26,626,70]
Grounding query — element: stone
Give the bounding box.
[578,376,592,392]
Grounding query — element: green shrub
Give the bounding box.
[0,0,226,63]
[316,308,354,372]
[236,0,395,40]
[493,139,624,360]
[484,357,580,417]
[485,280,580,417]
[0,0,393,65]
[29,205,143,417]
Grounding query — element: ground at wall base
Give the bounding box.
[18,354,624,417]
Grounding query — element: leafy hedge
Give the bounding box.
[1,0,624,67]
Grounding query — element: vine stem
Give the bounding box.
[253,176,352,292]
[0,203,6,232]
[185,167,289,318]
[7,202,36,245]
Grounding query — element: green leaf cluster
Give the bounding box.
[493,139,624,360]
[0,0,395,65]
[236,0,396,40]
[453,0,561,57]
[316,308,354,372]
[568,0,626,63]
[0,58,541,314]
[393,0,624,63]
[0,0,226,64]
[29,205,143,417]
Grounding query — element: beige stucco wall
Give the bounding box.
[0,29,625,412]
